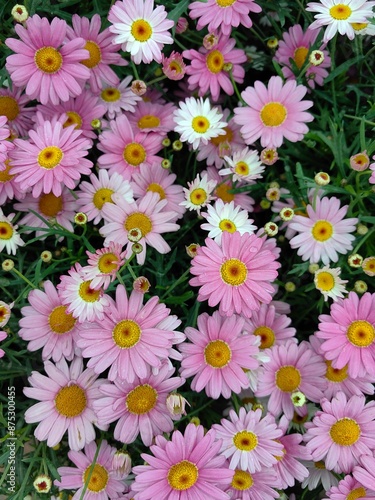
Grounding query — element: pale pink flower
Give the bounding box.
[205,166,255,212]
[0,331,7,359]
[0,86,35,137]
[0,116,14,169]
[325,473,375,500]
[99,76,142,119]
[0,159,25,205]
[353,454,375,492]
[225,466,281,500]
[81,243,126,290]
[162,51,186,80]
[128,100,176,136]
[350,150,370,171]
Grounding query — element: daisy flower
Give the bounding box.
[0,160,25,205]
[100,191,179,265]
[99,76,142,119]
[19,280,81,362]
[206,166,255,212]
[0,331,7,359]
[213,407,284,473]
[189,0,262,36]
[353,455,375,491]
[234,76,314,148]
[220,147,265,184]
[108,0,174,64]
[0,116,14,169]
[66,14,127,93]
[10,116,92,198]
[132,423,234,499]
[24,356,106,451]
[273,430,311,490]
[362,256,375,276]
[76,170,134,225]
[174,97,227,150]
[255,340,327,420]
[325,474,375,500]
[81,243,126,290]
[301,460,339,492]
[314,265,348,301]
[181,173,217,215]
[304,391,375,473]
[316,291,375,379]
[306,0,375,43]
[55,439,127,498]
[179,311,261,399]
[0,209,24,255]
[76,285,178,382]
[94,363,184,446]
[225,467,281,500]
[190,231,280,317]
[5,14,90,105]
[289,195,358,265]
[57,263,110,323]
[0,301,12,328]
[162,51,187,80]
[200,199,256,244]
[128,100,176,137]
[0,86,35,137]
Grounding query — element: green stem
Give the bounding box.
[344,114,375,127]
[160,268,190,301]
[229,70,245,104]
[118,253,137,281]
[11,268,37,289]
[130,60,140,81]
[352,227,375,254]
[146,74,167,86]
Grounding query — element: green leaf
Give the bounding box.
[167,0,190,24]
[324,56,366,84]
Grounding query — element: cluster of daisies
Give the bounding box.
[1,0,375,498]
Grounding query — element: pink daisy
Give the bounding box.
[225,467,281,500]
[315,291,375,379]
[81,243,126,290]
[0,331,7,359]
[325,473,375,500]
[99,76,142,119]
[255,340,327,420]
[233,75,314,148]
[0,160,26,205]
[55,439,127,499]
[179,311,261,399]
[66,14,127,94]
[205,166,255,212]
[128,100,176,137]
[162,51,187,80]
[289,195,358,264]
[353,454,375,492]
[10,116,93,197]
[304,391,375,474]
[0,116,14,168]
[97,114,163,180]
[132,423,234,499]
[76,284,178,382]
[0,85,35,137]
[94,363,184,446]
[183,35,247,102]
[100,191,179,265]
[189,0,262,36]
[213,407,284,473]
[6,15,90,105]
[19,280,81,362]
[24,356,106,451]
[190,230,280,317]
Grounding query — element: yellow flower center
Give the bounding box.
[206,50,225,74]
[315,271,335,291]
[168,61,184,74]
[123,142,147,167]
[138,114,160,129]
[38,192,63,217]
[211,126,233,146]
[275,365,301,392]
[347,487,367,500]
[192,116,210,134]
[100,88,121,102]
[260,102,287,127]
[347,320,375,347]
[81,40,102,68]
[190,188,207,205]
[126,384,157,414]
[254,326,275,349]
[55,384,86,417]
[0,306,8,321]
[220,258,247,286]
[146,182,166,199]
[231,469,253,490]
[112,319,141,348]
[83,464,109,493]
[234,161,250,176]
[294,46,309,69]
[314,461,326,469]
[329,418,361,446]
[204,340,232,368]
[325,361,348,383]
[351,22,368,31]
[330,4,352,20]
[218,219,237,233]
[131,19,152,42]
[0,96,20,121]
[311,220,333,242]
[0,160,14,183]
[98,252,119,273]
[363,257,375,274]
[124,212,152,237]
[48,305,76,334]
[167,461,198,490]
[63,111,82,130]
[34,46,63,74]
[37,146,64,170]
[93,187,114,210]
[0,221,13,240]
[215,183,234,202]
[216,0,236,6]
[233,430,258,451]
[78,281,101,302]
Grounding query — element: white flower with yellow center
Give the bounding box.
[174,97,227,150]
[221,147,265,184]
[314,266,348,301]
[0,209,24,255]
[181,173,217,214]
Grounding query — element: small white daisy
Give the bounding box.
[174,97,227,150]
[99,76,142,120]
[180,173,217,215]
[0,209,25,255]
[352,20,375,36]
[314,265,348,301]
[221,147,265,184]
[201,199,257,245]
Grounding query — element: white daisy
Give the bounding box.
[306,0,375,42]
[314,266,348,301]
[0,209,25,255]
[220,147,265,184]
[352,20,375,36]
[201,199,257,245]
[174,97,227,150]
[108,0,174,64]
[180,173,217,215]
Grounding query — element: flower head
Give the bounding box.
[314,266,348,301]
[0,209,24,255]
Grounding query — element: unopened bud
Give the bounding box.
[133,276,151,293]
[186,243,200,258]
[131,80,147,96]
[264,222,278,236]
[162,137,171,147]
[172,140,183,151]
[40,251,52,263]
[11,4,28,23]
[285,281,296,292]
[291,391,306,407]
[132,242,143,254]
[348,253,363,268]
[314,172,330,186]
[33,474,52,494]
[354,280,368,293]
[128,228,142,243]
[166,393,190,420]
[279,207,294,221]
[113,450,132,478]
[309,50,324,66]
[2,259,14,271]
[161,159,171,169]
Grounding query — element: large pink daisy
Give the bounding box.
[234,75,314,148]
[6,15,90,105]
[190,230,280,317]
